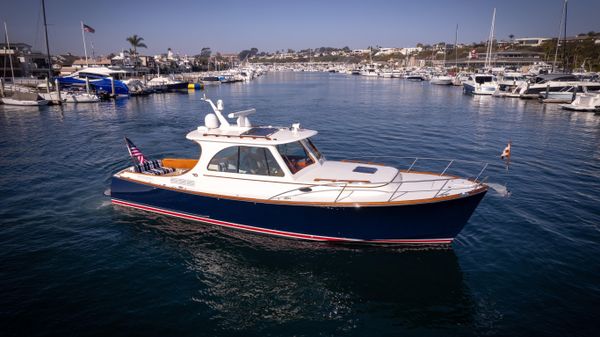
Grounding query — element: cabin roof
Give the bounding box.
[186,125,318,145]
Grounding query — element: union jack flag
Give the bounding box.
[83,24,95,33]
[125,137,145,164]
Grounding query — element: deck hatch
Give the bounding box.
[353,166,378,174]
[241,127,279,138]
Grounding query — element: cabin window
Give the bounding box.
[475,76,493,84]
[208,146,238,173]
[304,138,323,160]
[276,141,315,174]
[207,146,284,177]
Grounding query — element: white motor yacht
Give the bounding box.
[430,75,453,85]
[462,74,498,95]
[110,97,488,245]
[517,74,600,98]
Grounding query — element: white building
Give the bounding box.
[514,37,551,47]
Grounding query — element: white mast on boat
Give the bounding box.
[80,21,89,66]
[454,24,459,69]
[484,8,496,71]
[3,22,15,83]
[552,0,568,73]
[41,0,53,82]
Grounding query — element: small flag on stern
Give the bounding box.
[501,141,511,168]
[125,137,145,164]
[83,24,95,33]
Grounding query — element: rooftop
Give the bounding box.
[187,126,318,145]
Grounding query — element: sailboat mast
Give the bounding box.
[3,22,15,83]
[454,24,458,68]
[41,0,53,80]
[485,8,496,69]
[552,0,567,73]
[80,21,88,66]
[562,0,568,72]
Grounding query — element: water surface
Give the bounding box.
[1,72,599,336]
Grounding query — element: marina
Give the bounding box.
[2,71,600,335]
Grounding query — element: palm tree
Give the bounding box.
[126,35,147,66]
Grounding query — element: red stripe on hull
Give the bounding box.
[111,199,453,245]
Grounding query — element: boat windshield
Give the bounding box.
[475,76,494,84]
[303,138,323,161]
[276,141,315,174]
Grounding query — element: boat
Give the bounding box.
[462,74,499,95]
[1,94,49,106]
[516,74,600,98]
[497,72,528,92]
[146,75,188,91]
[122,79,152,96]
[109,97,488,244]
[430,75,453,85]
[406,74,425,81]
[63,92,100,103]
[452,72,470,86]
[360,64,379,77]
[200,76,222,86]
[560,92,600,111]
[57,67,130,96]
[1,89,49,106]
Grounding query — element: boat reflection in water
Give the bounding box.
[119,210,475,334]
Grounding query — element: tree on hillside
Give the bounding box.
[200,47,212,58]
[238,48,259,61]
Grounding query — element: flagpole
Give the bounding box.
[81,21,88,66]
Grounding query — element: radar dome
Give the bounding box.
[205,113,219,129]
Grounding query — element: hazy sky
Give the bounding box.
[2,0,599,56]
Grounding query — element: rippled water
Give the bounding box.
[1,72,599,336]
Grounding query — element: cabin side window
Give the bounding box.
[207,146,284,177]
[276,141,315,174]
[207,147,238,173]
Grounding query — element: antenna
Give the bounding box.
[201,95,230,127]
[228,108,255,127]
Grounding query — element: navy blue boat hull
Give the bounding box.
[110,177,487,244]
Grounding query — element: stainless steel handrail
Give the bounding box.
[267,155,488,203]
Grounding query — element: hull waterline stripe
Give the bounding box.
[111,199,453,244]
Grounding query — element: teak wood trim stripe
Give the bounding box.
[115,176,488,207]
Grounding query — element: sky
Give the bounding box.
[1,0,599,57]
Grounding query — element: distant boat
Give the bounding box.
[560,92,600,112]
[200,76,222,86]
[462,74,499,95]
[406,74,425,81]
[497,72,528,92]
[1,96,49,106]
[146,75,188,91]
[517,74,600,98]
[1,86,49,106]
[63,92,100,103]
[430,75,453,85]
[57,67,129,96]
